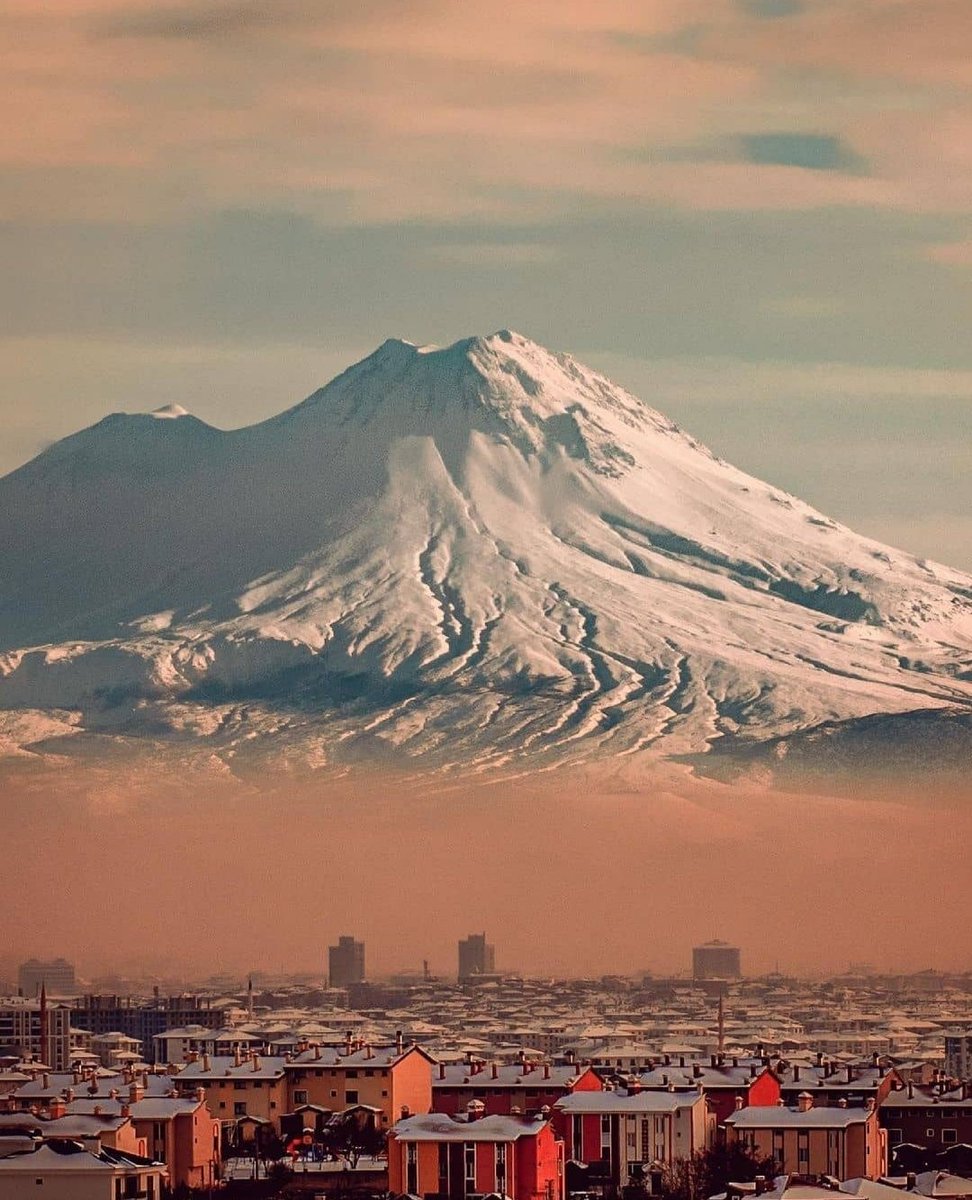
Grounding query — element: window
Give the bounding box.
[926,1129,937,1139]
[366,1069,374,1077]
[496,1142,508,1191]
[382,1090,389,1098]
[798,1132,809,1166]
[346,1070,358,1078]
[465,1143,476,1191]
[346,1090,359,1104]
[407,1143,418,1195]
[294,1090,308,1105]
[943,1130,958,1145]
[330,1090,338,1098]
[234,1102,246,1116]
[439,1143,449,1183]
[887,1129,903,1145]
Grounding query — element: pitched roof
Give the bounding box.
[393,1113,549,1142]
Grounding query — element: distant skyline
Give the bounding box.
[2,1,972,569]
[3,769,971,977]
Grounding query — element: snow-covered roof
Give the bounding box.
[393,1112,548,1142]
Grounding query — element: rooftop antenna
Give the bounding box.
[247,977,254,1020]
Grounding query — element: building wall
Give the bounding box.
[192,1073,287,1126]
[135,1105,221,1190]
[0,1165,165,1200]
[879,1100,972,1153]
[518,1122,564,1200]
[727,1113,886,1180]
[391,1050,434,1123]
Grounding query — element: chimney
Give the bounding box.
[396,1030,404,1054]
[679,1056,686,1068]
[544,1064,551,1079]
[693,1063,702,1079]
[711,1055,717,1069]
[491,1064,499,1080]
[42,1073,50,1090]
[797,1092,813,1113]
[734,1096,744,1111]
[466,1099,485,1122]
[755,1176,766,1195]
[64,1088,74,1103]
[120,1102,131,1118]
[401,1106,411,1120]
[233,1047,242,1067]
[128,1081,144,1104]
[251,1055,260,1072]
[439,1063,447,1080]
[793,1066,800,1083]
[196,1086,205,1103]
[845,1065,853,1084]
[313,1044,321,1061]
[906,1174,916,1190]
[48,1095,66,1119]
[908,1081,914,1099]
[202,1053,211,1072]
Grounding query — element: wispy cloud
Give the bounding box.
[740,132,868,173]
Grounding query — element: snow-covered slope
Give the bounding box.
[2,330,971,775]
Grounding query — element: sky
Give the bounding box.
[2,0,972,569]
[2,2,972,981]
[3,762,971,980]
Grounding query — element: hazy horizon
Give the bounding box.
[4,761,970,981]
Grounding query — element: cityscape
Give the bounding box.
[1,943,971,1197]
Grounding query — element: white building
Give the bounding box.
[0,1140,167,1200]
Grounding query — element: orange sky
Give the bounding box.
[4,761,970,981]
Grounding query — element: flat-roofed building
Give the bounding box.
[692,940,741,980]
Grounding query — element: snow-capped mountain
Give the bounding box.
[2,330,971,776]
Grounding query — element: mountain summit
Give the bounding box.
[2,331,971,776]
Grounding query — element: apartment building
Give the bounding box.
[724,1093,887,1180]
[388,1107,564,1200]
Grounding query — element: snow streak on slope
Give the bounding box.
[1,331,971,776]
